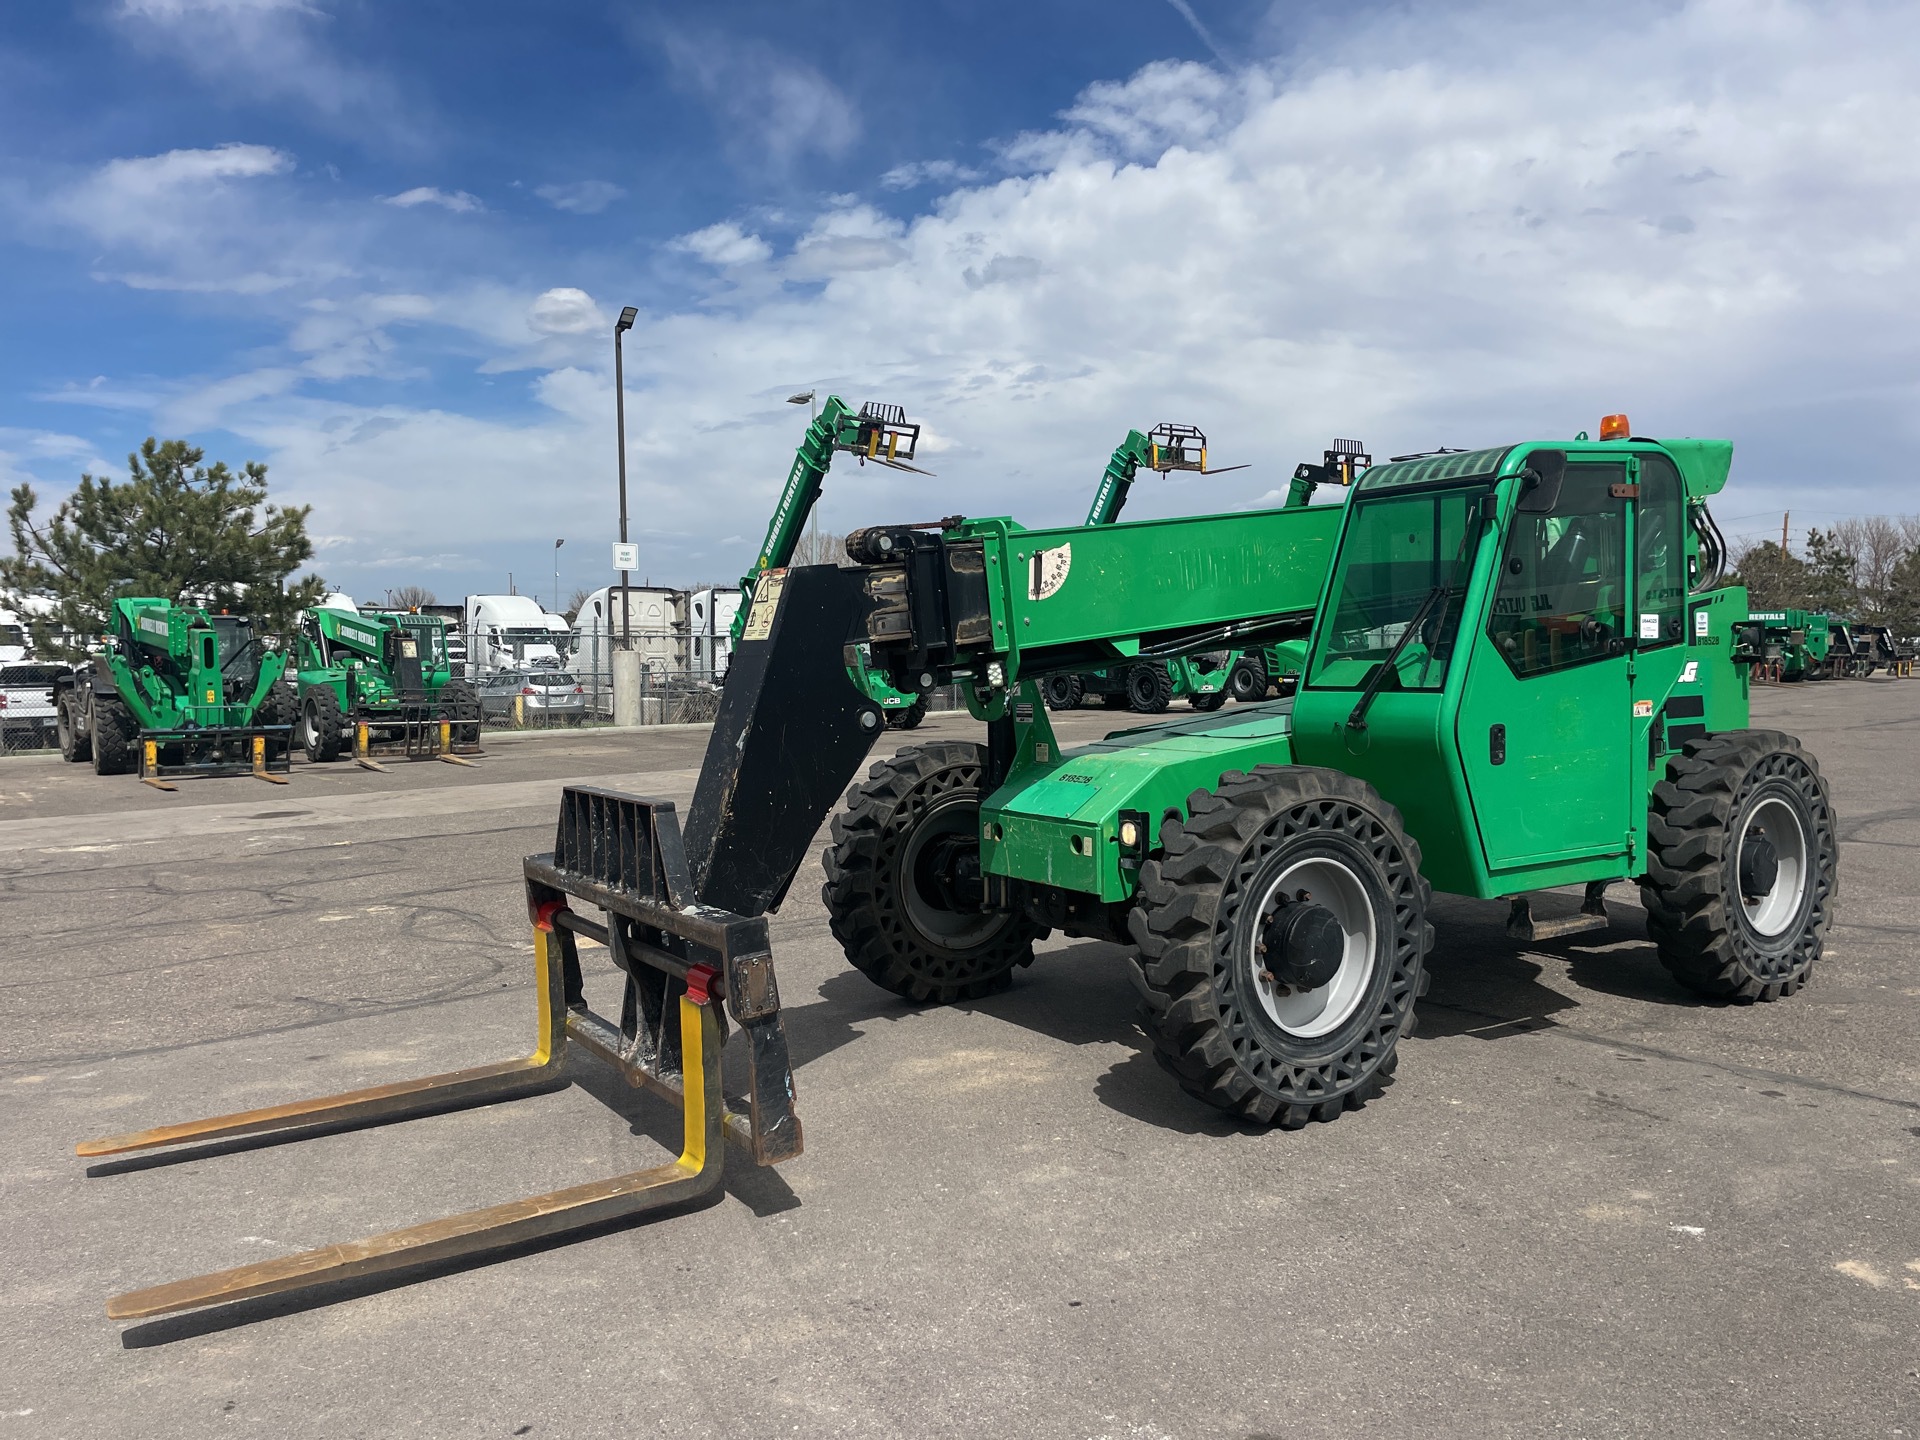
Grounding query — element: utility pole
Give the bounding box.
[615,306,638,649]
[1781,512,1790,556]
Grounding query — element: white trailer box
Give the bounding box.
[571,586,681,685]
[686,588,742,681]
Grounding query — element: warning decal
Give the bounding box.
[742,570,786,642]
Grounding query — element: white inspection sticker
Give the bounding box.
[1639,613,1661,641]
[1694,608,1711,637]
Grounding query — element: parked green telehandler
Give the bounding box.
[1042,423,1252,715]
[83,412,1839,1321]
[291,605,481,766]
[54,596,292,787]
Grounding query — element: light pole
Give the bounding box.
[787,389,816,563]
[615,306,637,649]
[553,538,564,614]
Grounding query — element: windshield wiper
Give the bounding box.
[1346,583,1449,732]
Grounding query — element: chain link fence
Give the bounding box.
[0,664,65,755]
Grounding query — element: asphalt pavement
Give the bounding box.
[2,688,1916,1439]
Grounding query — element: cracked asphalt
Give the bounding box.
[1,688,1916,1440]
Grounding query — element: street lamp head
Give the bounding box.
[616,307,638,333]
[555,538,565,549]
[786,390,815,406]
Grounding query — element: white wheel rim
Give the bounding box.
[1740,795,1808,937]
[1248,856,1378,1039]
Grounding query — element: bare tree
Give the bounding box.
[565,586,593,621]
[790,528,852,567]
[388,584,436,609]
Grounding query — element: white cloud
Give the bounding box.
[785,206,908,280]
[879,159,984,191]
[652,27,859,168]
[384,186,482,213]
[526,288,603,336]
[536,180,626,215]
[672,222,773,268]
[111,0,422,148]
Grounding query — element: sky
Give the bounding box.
[2,0,1917,606]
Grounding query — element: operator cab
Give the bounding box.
[1293,417,1737,899]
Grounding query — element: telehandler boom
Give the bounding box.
[734,394,933,725]
[80,414,1836,1321]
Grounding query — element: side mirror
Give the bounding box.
[1517,449,1567,513]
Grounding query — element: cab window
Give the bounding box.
[1635,453,1685,648]
[1488,462,1626,676]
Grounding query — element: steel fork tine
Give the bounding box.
[78,926,571,1160]
[103,988,724,1320]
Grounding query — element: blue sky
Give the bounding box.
[3,0,1918,605]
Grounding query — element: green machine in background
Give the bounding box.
[1042,423,1251,715]
[1749,609,1833,681]
[54,597,292,786]
[1223,441,1370,702]
[732,394,934,728]
[291,606,481,766]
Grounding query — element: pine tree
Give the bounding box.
[0,437,323,657]
[1729,540,1809,610]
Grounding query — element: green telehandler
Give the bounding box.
[54,596,292,787]
[82,412,1840,1321]
[291,605,481,766]
[732,394,934,728]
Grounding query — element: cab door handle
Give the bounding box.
[1489,723,1506,765]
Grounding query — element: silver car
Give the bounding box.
[478,668,587,722]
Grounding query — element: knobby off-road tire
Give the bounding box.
[302,686,346,763]
[1228,653,1269,704]
[823,741,1047,1004]
[885,694,930,730]
[440,680,482,745]
[89,693,137,776]
[1042,674,1084,711]
[253,683,296,760]
[1129,765,1432,1128]
[1126,663,1173,714]
[56,693,89,763]
[1640,730,1837,1001]
[1189,689,1228,712]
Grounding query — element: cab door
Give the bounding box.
[1455,459,1634,872]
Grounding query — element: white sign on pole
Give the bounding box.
[612,542,639,571]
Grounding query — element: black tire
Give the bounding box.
[1228,654,1269,703]
[1190,689,1227,712]
[253,683,295,759]
[440,680,481,745]
[1041,674,1084,711]
[822,741,1047,1003]
[885,694,930,730]
[1640,730,1837,1002]
[1129,764,1431,1128]
[56,693,89,763]
[89,693,137,776]
[301,686,345,763]
[1126,663,1173,714]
